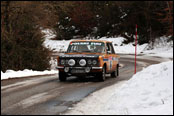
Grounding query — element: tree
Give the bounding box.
[158,1,173,37]
[1,1,51,72]
[70,1,96,37]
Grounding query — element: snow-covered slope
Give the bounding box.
[43,39,71,52]
[142,36,173,58]
[43,36,148,54]
[99,37,148,54]
[42,29,173,58]
[64,61,173,115]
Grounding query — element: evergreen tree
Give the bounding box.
[1,1,51,72]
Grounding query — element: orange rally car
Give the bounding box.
[57,40,120,82]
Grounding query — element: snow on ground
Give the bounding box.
[41,29,56,40]
[1,69,58,80]
[142,36,173,58]
[42,29,173,58]
[100,36,173,58]
[1,29,172,115]
[100,37,148,54]
[64,61,173,115]
[42,29,71,52]
[143,47,173,58]
[43,36,148,54]
[43,39,71,52]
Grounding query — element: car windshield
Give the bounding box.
[67,42,105,53]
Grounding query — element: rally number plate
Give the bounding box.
[71,69,85,73]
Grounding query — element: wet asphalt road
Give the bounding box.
[1,55,162,115]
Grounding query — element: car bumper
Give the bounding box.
[56,66,102,74]
[56,66,102,69]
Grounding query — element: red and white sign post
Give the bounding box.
[135,24,138,74]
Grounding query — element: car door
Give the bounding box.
[106,42,114,73]
[109,43,117,72]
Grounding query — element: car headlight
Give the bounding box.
[61,59,65,65]
[68,59,75,66]
[87,60,92,64]
[92,60,97,65]
[79,59,86,66]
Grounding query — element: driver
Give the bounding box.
[78,45,89,52]
[94,45,104,53]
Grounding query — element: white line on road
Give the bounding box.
[1,76,56,92]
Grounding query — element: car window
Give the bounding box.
[106,43,111,54]
[67,42,105,53]
[106,43,115,54]
[109,43,115,54]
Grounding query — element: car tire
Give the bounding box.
[59,71,67,82]
[98,66,106,82]
[111,64,119,78]
[117,64,119,76]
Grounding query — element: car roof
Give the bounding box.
[70,39,112,43]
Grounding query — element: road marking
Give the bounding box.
[2,92,55,112]
[1,76,56,92]
[1,80,37,90]
[19,92,54,108]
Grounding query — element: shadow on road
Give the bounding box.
[59,75,113,83]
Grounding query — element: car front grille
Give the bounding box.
[59,58,99,67]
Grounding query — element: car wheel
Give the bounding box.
[111,67,117,78]
[111,64,119,78]
[117,64,119,76]
[59,71,67,82]
[98,66,106,82]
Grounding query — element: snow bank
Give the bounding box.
[99,37,148,54]
[103,60,173,115]
[41,29,56,40]
[143,47,173,58]
[43,39,71,52]
[41,28,71,52]
[142,36,173,58]
[1,69,58,80]
[99,37,126,46]
[99,36,173,58]
[64,61,173,115]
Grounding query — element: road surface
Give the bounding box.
[1,55,163,115]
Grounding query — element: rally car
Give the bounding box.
[57,40,120,82]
